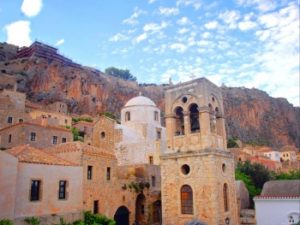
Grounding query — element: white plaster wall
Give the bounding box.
[255,198,300,225]
[263,151,281,162]
[14,163,83,218]
[0,151,18,219]
[121,105,161,125]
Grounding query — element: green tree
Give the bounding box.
[24,217,40,225]
[105,67,136,81]
[0,219,13,225]
[84,211,115,225]
[275,170,300,180]
[227,137,238,148]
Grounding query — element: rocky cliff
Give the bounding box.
[0,42,299,148]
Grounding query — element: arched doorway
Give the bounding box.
[135,193,146,225]
[114,206,129,225]
[152,200,162,224]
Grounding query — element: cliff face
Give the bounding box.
[0,42,299,148]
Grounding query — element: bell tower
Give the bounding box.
[161,78,239,225]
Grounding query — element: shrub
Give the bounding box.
[24,217,40,225]
[0,219,13,225]
[84,211,115,225]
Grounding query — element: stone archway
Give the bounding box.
[114,206,129,225]
[135,193,146,225]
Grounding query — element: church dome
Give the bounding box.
[124,96,156,107]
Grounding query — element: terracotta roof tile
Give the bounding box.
[6,145,78,166]
[46,142,116,159]
[0,122,71,133]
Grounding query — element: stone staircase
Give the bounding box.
[240,209,256,225]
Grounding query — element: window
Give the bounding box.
[52,136,58,144]
[151,176,156,187]
[19,119,23,123]
[62,137,67,143]
[8,134,12,143]
[7,116,13,124]
[101,132,105,139]
[181,164,190,175]
[87,165,93,180]
[30,132,36,141]
[93,200,99,214]
[65,119,68,124]
[189,104,200,133]
[149,156,154,165]
[181,185,193,214]
[175,107,184,136]
[30,180,41,201]
[125,111,131,121]
[156,130,161,140]
[58,180,67,200]
[106,167,111,181]
[223,183,229,212]
[154,111,159,121]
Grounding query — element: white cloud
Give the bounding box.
[21,0,43,17]
[170,43,187,53]
[204,21,219,29]
[178,28,189,34]
[134,33,148,43]
[238,20,257,31]
[109,33,128,42]
[148,0,157,3]
[176,0,201,10]
[219,10,241,29]
[122,8,145,25]
[143,21,168,33]
[159,7,179,16]
[236,0,277,12]
[4,20,31,47]
[177,17,192,26]
[55,39,65,46]
[202,32,211,39]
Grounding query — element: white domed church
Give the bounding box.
[115,94,166,165]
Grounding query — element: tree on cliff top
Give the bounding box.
[105,67,136,81]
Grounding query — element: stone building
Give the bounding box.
[0,121,72,149]
[0,88,29,129]
[161,78,239,225]
[0,145,83,225]
[115,95,166,165]
[47,142,162,225]
[29,109,72,127]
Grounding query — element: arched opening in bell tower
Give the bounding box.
[189,103,200,133]
[174,106,184,136]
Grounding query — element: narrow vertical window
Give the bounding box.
[93,200,99,214]
[87,165,93,180]
[125,111,131,121]
[154,111,159,121]
[7,116,13,124]
[151,176,156,187]
[30,132,36,141]
[181,185,193,214]
[30,180,41,201]
[149,156,153,165]
[156,130,161,140]
[62,137,67,143]
[58,180,67,200]
[8,134,12,143]
[52,136,58,144]
[106,167,111,181]
[223,183,229,212]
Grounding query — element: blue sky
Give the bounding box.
[0,0,299,106]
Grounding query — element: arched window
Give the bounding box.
[181,185,193,214]
[223,183,229,212]
[189,103,200,133]
[125,111,131,121]
[175,107,184,136]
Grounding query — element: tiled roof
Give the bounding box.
[254,195,300,199]
[46,142,116,159]
[0,121,71,133]
[6,145,78,166]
